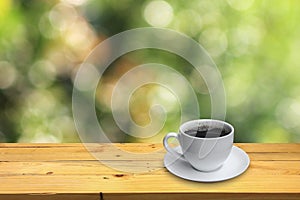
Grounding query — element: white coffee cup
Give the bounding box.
[163,119,234,172]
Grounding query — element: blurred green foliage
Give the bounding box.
[0,0,300,142]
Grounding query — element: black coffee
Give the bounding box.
[184,126,230,138]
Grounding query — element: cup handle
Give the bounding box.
[163,132,183,157]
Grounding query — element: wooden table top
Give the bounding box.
[0,143,299,200]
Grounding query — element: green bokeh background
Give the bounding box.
[0,0,300,143]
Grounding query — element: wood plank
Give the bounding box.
[1,193,300,200]
[1,143,299,152]
[104,193,300,200]
[0,143,299,199]
[0,161,299,176]
[1,143,299,161]
[1,174,299,193]
[0,194,98,200]
[0,143,163,161]
[235,143,300,152]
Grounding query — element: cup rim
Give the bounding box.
[179,119,234,140]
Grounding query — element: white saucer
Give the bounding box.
[164,146,250,182]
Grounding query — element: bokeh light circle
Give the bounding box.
[72,27,226,172]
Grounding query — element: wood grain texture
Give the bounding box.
[0,143,299,200]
